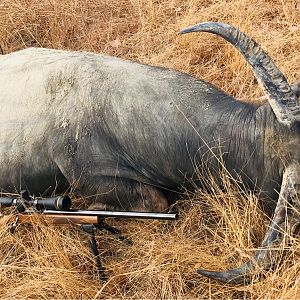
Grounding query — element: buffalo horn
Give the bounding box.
[180,22,300,127]
[197,163,300,284]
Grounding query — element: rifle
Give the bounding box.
[0,190,178,282]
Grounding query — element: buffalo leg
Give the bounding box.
[81,176,169,212]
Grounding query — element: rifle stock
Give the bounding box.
[0,214,100,226]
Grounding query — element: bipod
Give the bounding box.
[81,219,133,283]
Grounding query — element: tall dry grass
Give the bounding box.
[0,0,300,298]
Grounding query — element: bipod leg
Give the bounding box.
[96,219,133,245]
[81,224,107,283]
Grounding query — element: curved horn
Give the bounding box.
[197,163,300,284]
[180,22,300,127]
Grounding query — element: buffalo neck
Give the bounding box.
[196,95,276,192]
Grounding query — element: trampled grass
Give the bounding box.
[0,0,300,298]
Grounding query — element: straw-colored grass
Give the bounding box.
[0,0,300,298]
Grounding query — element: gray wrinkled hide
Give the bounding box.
[0,48,295,211]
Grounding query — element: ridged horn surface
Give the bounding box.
[180,22,300,126]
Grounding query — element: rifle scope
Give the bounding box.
[0,193,71,212]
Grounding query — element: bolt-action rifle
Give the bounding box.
[0,190,178,282]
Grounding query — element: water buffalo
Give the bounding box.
[0,22,299,284]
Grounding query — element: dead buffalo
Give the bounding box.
[0,22,299,283]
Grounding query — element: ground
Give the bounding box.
[0,0,300,298]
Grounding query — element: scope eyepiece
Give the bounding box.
[0,197,16,207]
[0,196,27,212]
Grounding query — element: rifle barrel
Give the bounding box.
[43,209,178,220]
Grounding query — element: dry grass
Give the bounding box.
[0,0,300,298]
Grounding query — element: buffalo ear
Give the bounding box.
[291,81,300,99]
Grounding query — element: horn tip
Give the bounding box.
[179,28,193,35]
[179,22,231,35]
